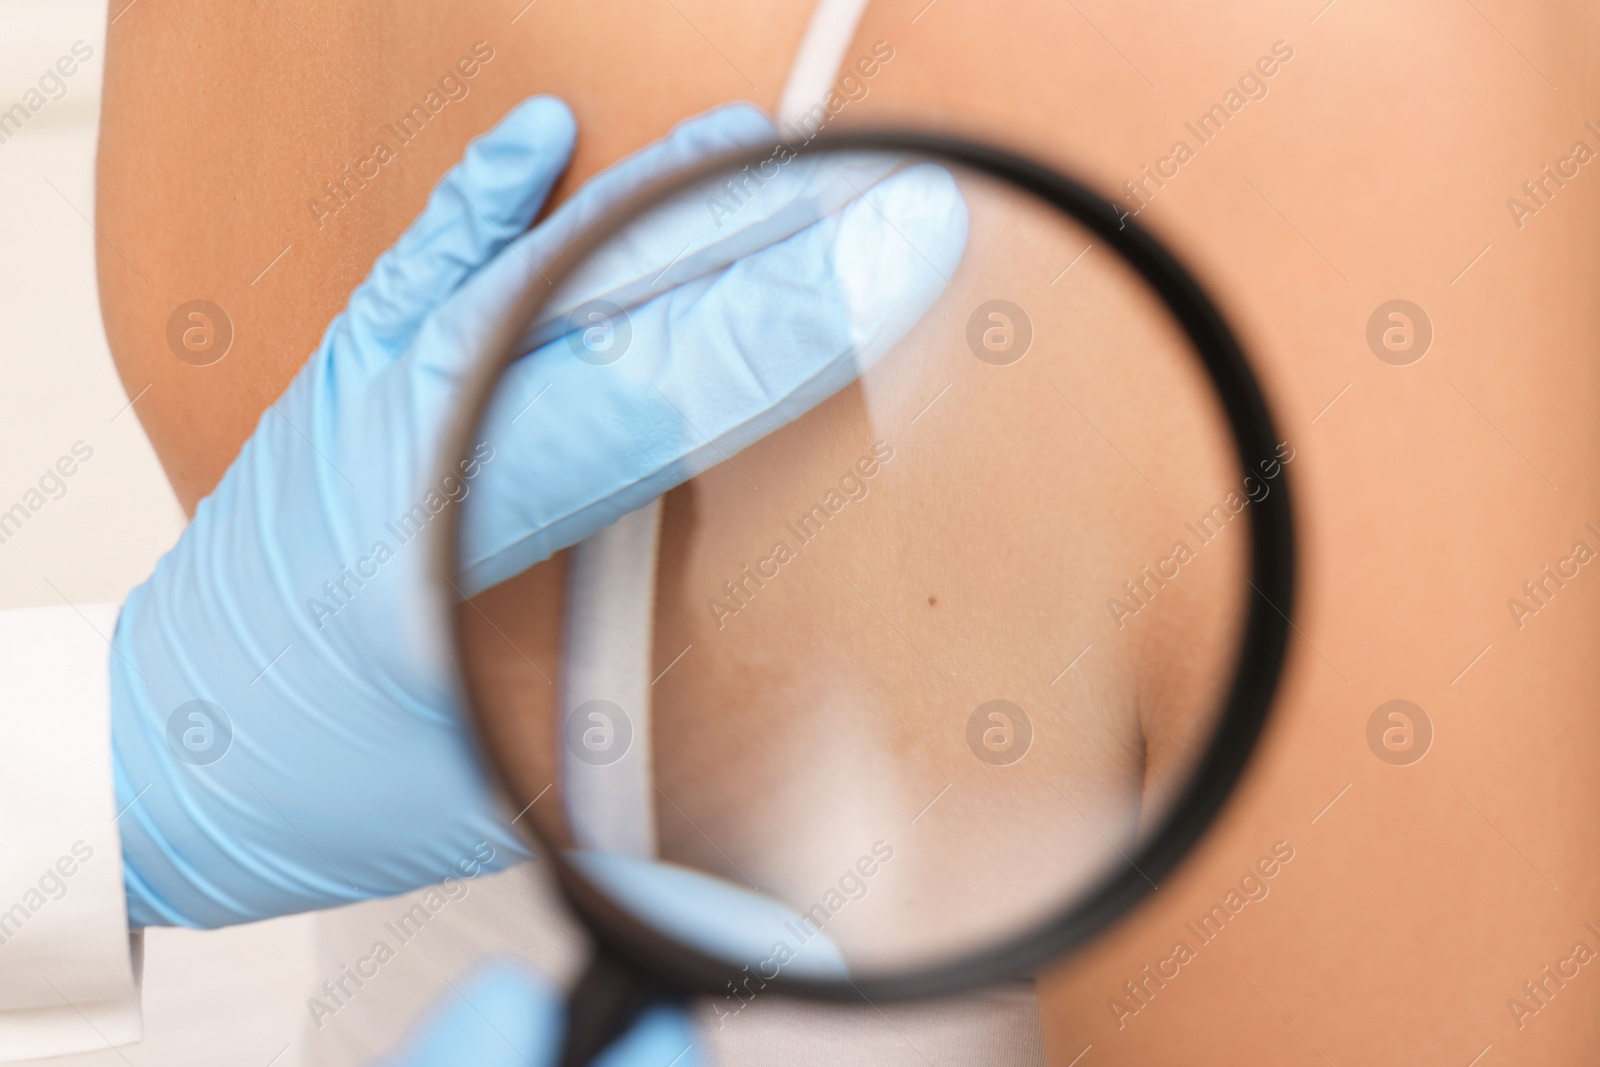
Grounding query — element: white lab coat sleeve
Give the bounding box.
[0,603,141,1060]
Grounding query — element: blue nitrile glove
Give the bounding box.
[110,96,968,928]
[375,960,700,1067]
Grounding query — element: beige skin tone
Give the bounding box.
[98,0,1600,1060]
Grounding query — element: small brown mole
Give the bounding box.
[927,595,938,607]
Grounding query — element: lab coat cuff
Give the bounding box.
[0,603,142,1060]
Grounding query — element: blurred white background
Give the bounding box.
[0,2,318,1063]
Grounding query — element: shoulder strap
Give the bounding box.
[559,0,875,857]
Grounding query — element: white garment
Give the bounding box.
[0,604,140,1061]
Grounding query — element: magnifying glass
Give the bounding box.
[436,131,1294,1066]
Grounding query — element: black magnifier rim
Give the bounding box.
[437,128,1295,1005]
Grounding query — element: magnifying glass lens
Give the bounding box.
[454,146,1260,983]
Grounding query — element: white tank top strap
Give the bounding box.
[558,0,874,861]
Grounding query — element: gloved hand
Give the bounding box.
[374,960,699,1067]
[110,97,967,927]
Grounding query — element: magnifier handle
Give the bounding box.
[559,946,673,1067]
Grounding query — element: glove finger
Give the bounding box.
[377,957,703,1067]
[572,851,849,981]
[340,96,577,362]
[593,1005,702,1067]
[517,151,904,356]
[378,958,563,1067]
[406,102,781,383]
[459,162,969,594]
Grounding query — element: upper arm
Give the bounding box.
[95,0,812,509]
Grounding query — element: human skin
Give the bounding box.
[97,0,1600,1062]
